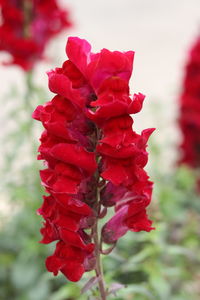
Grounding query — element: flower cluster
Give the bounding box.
[0,0,71,70]
[33,37,154,281]
[179,36,200,168]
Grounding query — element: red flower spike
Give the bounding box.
[0,0,72,70]
[178,36,200,168]
[33,36,154,282]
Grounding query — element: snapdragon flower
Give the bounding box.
[179,36,200,168]
[0,0,71,70]
[33,37,155,286]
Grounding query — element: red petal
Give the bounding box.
[48,72,85,108]
[59,228,93,252]
[55,213,80,232]
[52,176,79,194]
[40,220,58,244]
[50,143,97,174]
[53,193,92,216]
[32,105,43,120]
[101,163,128,185]
[61,261,84,282]
[128,93,145,114]
[46,255,64,276]
[66,37,91,75]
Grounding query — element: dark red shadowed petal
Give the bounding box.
[59,228,94,252]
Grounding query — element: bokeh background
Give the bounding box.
[1,1,200,299]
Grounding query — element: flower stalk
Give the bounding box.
[93,134,107,299]
[32,36,155,296]
[93,206,107,299]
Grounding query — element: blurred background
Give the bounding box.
[0,0,200,299]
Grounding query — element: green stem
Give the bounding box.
[93,185,107,300]
[94,227,107,299]
[92,128,107,299]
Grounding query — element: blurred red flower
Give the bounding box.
[0,0,72,70]
[179,36,200,167]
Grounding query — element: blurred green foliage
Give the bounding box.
[0,79,200,299]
